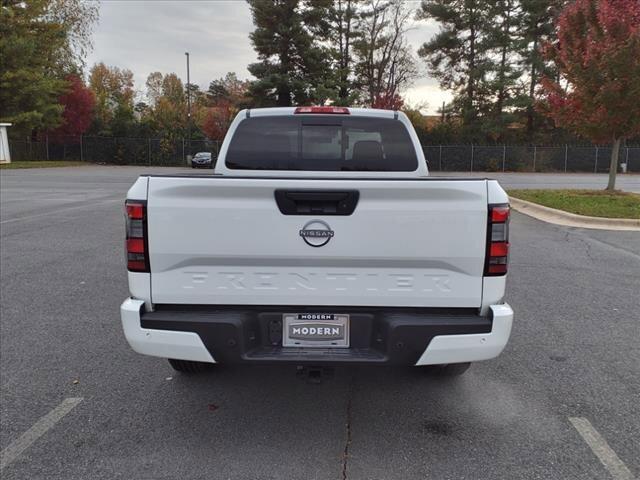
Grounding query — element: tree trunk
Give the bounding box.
[466,13,476,124]
[495,1,511,118]
[526,39,537,135]
[606,137,622,191]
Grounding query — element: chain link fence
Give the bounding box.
[7,136,639,172]
[422,144,639,173]
[8,135,221,167]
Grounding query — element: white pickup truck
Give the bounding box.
[120,106,513,377]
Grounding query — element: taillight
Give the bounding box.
[485,204,510,276]
[294,106,350,114]
[125,201,149,272]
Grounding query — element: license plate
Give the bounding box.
[282,313,349,348]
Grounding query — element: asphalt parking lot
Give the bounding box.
[1,166,639,480]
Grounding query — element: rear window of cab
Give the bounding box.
[225,115,418,171]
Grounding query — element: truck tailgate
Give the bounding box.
[146,177,488,308]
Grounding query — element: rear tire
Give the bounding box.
[425,362,471,377]
[168,358,212,374]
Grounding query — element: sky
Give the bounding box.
[86,0,452,114]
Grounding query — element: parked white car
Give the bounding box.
[121,106,513,376]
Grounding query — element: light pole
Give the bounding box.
[185,52,191,161]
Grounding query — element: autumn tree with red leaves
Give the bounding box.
[198,73,250,141]
[372,92,404,111]
[49,74,95,141]
[200,100,236,142]
[540,0,640,190]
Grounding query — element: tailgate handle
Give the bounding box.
[274,190,359,215]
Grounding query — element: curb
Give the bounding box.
[509,197,640,231]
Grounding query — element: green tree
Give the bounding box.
[246,0,331,106]
[416,0,493,126]
[0,0,98,136]
[486,1,521,117]
[517,0,565,135]
[327,0,361,105]
[0,1,65,136]
[475,0,524,140]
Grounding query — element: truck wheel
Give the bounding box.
[168,358,212,373]
[427,362,471,377]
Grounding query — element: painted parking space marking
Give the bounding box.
[569,417,635,480]
[0,397,83,471]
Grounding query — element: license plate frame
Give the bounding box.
[282,313,350,348]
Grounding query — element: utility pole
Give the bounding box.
[185,52,191,162]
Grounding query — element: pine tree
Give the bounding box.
[487,0,521,117]
[479,0,523,139]
[327,0,361,105]
[416,0,493,125]
[246,0,331,106]
[517,0,565,135]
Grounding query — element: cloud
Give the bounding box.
[87,1,256,94]
[403,85,454,114]
[87,0,449,111]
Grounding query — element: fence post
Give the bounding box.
[439,145,442,171]
[594,146,598,173]
[182,138,185,164]
[46,135,49,161]
[533,145,537,172]
[80,134,83,162]
[470,144,474,172]
[564,144,568,173]
[502,145,506,172]
[625,146,629,172]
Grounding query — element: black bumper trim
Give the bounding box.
[141,305,491,366]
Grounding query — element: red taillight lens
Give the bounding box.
[490,241,509,257]
[126,238,145,253]
[125,201,149,272]
[491,206,509,223]
[485,204,510,276]
[126,203,144,219]
[294,106,350,114]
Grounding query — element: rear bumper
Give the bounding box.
[120,298,215,363]
[120,300,513,366]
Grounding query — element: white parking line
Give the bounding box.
[569,417,635,480]
[0,397,83,471]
